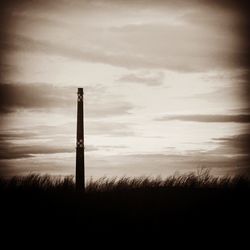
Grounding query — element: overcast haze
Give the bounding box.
[0,0,249,178]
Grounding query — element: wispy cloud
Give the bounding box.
[0,82,73,113]
[1,0,249,73]
[86,121,135,137]
[0,140,74,160]
[0,82,135,117]
[212,133,250,155]
[156,114,250,123]
[117,72,164,86]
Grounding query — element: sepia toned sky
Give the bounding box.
[0,0,249,178]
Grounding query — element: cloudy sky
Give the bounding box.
[0,0,249,179]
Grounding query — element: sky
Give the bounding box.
[0,0,249,179]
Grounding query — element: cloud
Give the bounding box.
[0,82,73,113]
[213,133,250,155]
[0,126,130,161]
[0,129,75,161]
[85,145,128,153]
[1,22,245,73]
[192,71,250,107]
[156,114,250,123]
[0,140,74,160]
[0,82,134,117]
[230,108,250,114]
[86,101,133,118]
[86,150,250,178]
[210,133,250,176]
[109,22,248,72]
[117,72,164,86]
[1,131,249,177]
[1,0,249,73]
[0,32,170,71]
[0,131,37,141]
[86,121,135,137]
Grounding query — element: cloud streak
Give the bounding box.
[86,121,135,137]
[213,133,250,155]
[1,0,249,73]
[0,82,135,117]
[0,141,74,160]
[156,114,250,123]
[117,72,164,86]
[0,82,72,113]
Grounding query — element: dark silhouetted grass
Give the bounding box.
[1,169,249,192]
[1,170,249,240]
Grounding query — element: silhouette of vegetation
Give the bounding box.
[1,170,249,239]
[1,169,249,192]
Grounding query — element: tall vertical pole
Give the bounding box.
[76,88,84,191]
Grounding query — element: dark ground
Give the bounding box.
[1,174,249,246]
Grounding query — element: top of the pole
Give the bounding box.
[78,88,83,94]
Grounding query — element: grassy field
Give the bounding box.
[1,170,250,240]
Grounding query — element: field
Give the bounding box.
[1,170,250,243]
